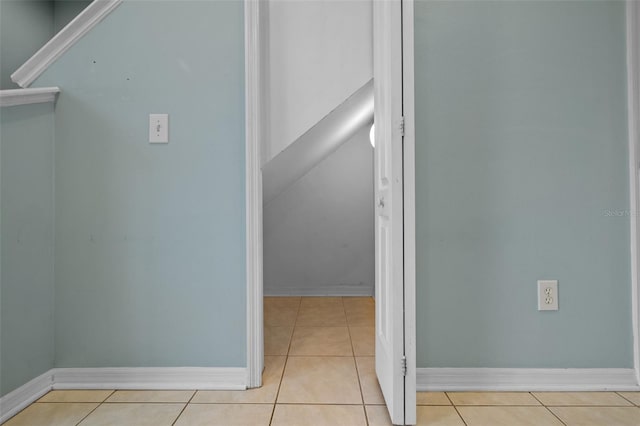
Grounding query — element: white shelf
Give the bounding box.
[0,87,60,107]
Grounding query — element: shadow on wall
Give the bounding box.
[264,125,374,296]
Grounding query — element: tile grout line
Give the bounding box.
[541,406,568,426]
[73,390,116,426]
[268,296,302,426]
[33,400,207,405]
[266,402,382,406]
[531,404,640,407]
[342,297,369,426]
[445,392,469,426]
[616,391,639,407]
[529,392,568,426]
[442,403,621,408]
[169,390,196,426]
[347,297,375,426]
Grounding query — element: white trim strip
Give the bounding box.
[627,0,640,387]
[0,371,53,424]
[0,87,60,107]
[402,0,417,424]
[264,284,373,297]
[245,0,264,390]
[417,368,640,392]
[11,0,123,88]
[51,367,247,390]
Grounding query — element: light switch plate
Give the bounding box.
[149,114,168,143]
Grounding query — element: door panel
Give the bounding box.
[373,0,405,424]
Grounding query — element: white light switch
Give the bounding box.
[149,114,169,143]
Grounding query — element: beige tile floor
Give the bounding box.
[4,296,640,425]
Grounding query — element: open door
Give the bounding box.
[374,0,415,424]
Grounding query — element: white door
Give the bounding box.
[373,0,412,424]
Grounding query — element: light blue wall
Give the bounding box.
[415,1,632,368]
[1,103,55,396]
[36,0,246,368]
[0,0,54,89]
[54,0,92,33]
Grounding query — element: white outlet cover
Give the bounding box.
[537,280,558,311]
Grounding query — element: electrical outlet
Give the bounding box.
[537,280,558,311]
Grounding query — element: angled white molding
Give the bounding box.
[417,368,640,392]
[262,79,374,205]
[0,87,60,107]
[51,367,247,390]
[0,371,53,424]
[11,0,123,88]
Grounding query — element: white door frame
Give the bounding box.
[243,0,418,398]
[402,0,417,418]
[245,0,265,388]
[247,0,640,394]
[627,0,640,386]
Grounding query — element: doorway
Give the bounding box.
[245,0,416,424]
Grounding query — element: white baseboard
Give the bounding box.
[417,368,640,392]
[265,284,374,297]
[4,367,638,423]
[0,371,53,424]
[51,367,247,391]
[0,367,246,423]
